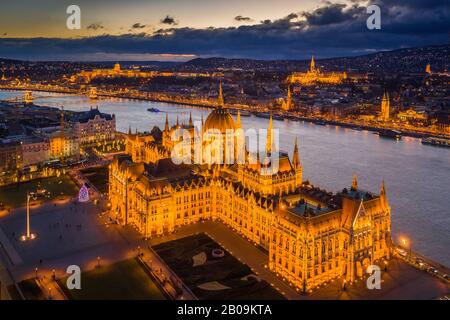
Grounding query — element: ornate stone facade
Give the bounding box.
[108,87,391,292]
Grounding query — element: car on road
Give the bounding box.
[427,267,438,274]
[396,248,407,257]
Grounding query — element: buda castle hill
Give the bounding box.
[109,84,392,292]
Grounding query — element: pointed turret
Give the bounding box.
[164,113,169,132]
[176,115,179,127]
[217,81,224,108]
[128,125,131,135]
[310,56,315,72]
[282,86,292,111]
[292,137,300,169]
[236,110,241,128]
[189,112,193,127]
[380,179,389,209]
[266,113,273,154]
[352,174,358,190]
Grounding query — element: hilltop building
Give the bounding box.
[289,56,347,86]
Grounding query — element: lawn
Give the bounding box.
[80,166,109,194]
[0,175,78,208]
[153,233,285,300]
[59,258,166,300]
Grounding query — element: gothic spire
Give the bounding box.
[189,112,193,126]
[352,174,358,190]
[164,113,169,132]
[217,80,224,108]
[292,137,300,169]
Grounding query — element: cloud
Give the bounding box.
[302,3,362,26]
[160,15,177,25]
[0,1,448,60]
[87,23,104,31]
[131,23,146,29]
[234,15,253,22]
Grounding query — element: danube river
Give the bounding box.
[2,90,449,266]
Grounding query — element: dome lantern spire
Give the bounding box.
[266,113,273,154]
[236,110,241,128]
[217,80,224,108]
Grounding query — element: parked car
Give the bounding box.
[427,267,438,274]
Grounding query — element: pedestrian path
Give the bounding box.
[0,225,23,266]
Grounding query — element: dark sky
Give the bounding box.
[0,0,448,61]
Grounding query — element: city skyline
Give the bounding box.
[0,0,449,61]
[0,0,449,304]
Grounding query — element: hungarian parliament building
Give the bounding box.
[108,85,391,292]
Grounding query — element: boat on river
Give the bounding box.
[378,129,402,140]
[421,137,450,148]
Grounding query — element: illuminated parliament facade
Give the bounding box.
[109,85,391,292]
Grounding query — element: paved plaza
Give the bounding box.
[148,221,450,300]
[0,200,132,283]
[0,193,448,300]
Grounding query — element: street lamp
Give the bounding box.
[35,267,38,279]
[97,256,101,268]
[401,237,412,261]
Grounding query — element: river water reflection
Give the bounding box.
[2,91,449,266]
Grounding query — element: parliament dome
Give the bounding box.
[204,108,236,133]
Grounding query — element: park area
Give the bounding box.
[152,233,285,300]
[58,258,166,300]
[0,175,78,209]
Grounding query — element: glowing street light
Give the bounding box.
[400,237,412,261]
[20,192,37,241]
